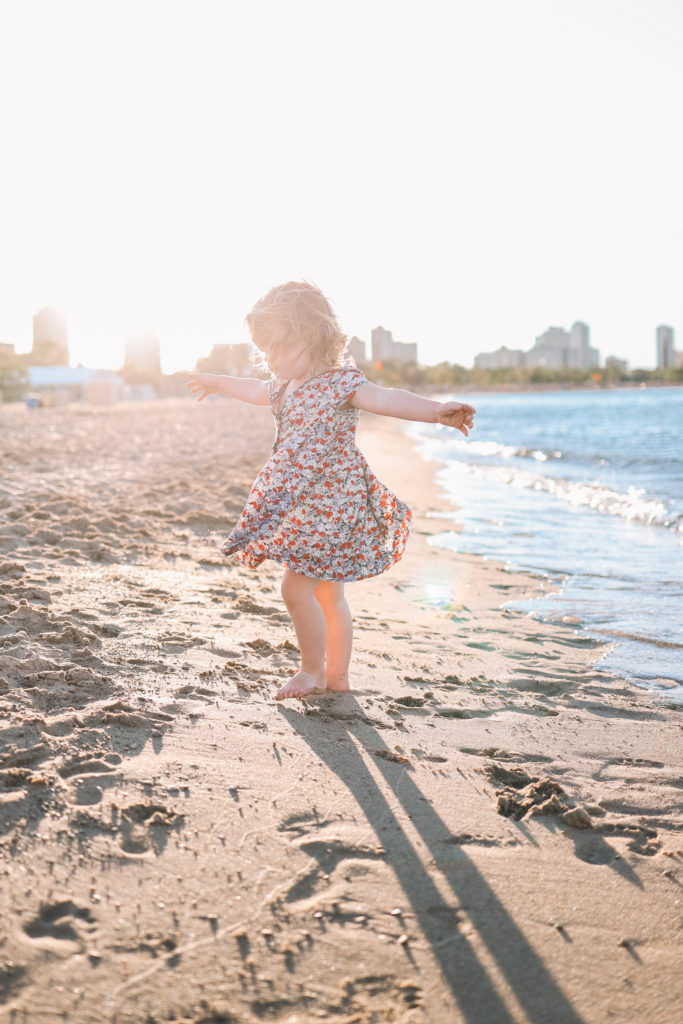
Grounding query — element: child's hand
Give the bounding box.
[435,401,476,436]
[186,373,221,402]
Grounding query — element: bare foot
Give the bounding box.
[275,669,326,701]
[325,672,350,693]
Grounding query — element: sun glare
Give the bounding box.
[1,0,682,373]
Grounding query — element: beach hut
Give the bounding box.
[85,370,125,405]
[27,365,97,405]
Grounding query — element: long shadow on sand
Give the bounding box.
[280,695,586,1024]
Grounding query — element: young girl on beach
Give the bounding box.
[186,281,475,701]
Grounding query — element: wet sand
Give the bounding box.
[0,395,681,1023]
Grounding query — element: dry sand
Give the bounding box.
[0,395,681,1024]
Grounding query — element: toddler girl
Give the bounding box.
[186,281,475,701]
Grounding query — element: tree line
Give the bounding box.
[2,347,682,403]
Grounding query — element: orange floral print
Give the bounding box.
[221,366,411,581]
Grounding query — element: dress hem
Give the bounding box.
[222,549,405,583]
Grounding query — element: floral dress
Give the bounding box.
[220,365,411,582]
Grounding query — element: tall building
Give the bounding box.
[371,326,394,362]
[567,321,599,369]
[656,325,675,369]
[525,322,599,370]
[370,326,417,364]
[123,332,162,374]
[348,336,367,363]
[32,306,69,365]
[525,327,570,369]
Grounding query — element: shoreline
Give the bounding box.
[396,401,683,707]
[1,397,682,1023]
[437,381,683,394]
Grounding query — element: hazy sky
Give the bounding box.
[1,0,681,372]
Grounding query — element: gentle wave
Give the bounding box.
[436,437,562,462]
[414,434,681,531]
[437,437,683,470]
[590,629,683,650]
[459,461,679,530]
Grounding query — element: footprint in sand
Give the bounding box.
[244,638,278,656]
[58,755,120,779]
[372,748,412,765]
[0,960,27,1002]
[566,821,660,867]
[174,683,221,702]
[158,631,197,652]
[482,764,535,789]
[283,839,387,903]
[392,694,430,708]
[21,899,98,956]
[459,746,553,764]
[443,833,521,848]
[118,802,184,856]
[435,707,490,720]
[235,596,284,617]
[410,748,448,763]
[278,810,323,836]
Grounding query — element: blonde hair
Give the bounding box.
[246,280,348,373]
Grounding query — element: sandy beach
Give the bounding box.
[1,395,681,1024]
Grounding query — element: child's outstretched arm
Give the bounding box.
[349,382,476,436]
[186,372,271,406]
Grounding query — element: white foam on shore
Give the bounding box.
[462,462,675,529]
[412,434,681,532]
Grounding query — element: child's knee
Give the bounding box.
[281,569,315,609]
[280,573,296,607]
[315,581,346,611]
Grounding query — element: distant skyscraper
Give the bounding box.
[348,336,367,363]
[124,332,162,374]
[370,326,417,364]
[32,306,69,365]
[525,327,570,369]
[656,325,675,369]
[525,322,599,370]
[371,326,394,363]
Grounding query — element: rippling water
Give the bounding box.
[405,387,683,702]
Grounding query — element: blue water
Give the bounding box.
[405,387,683,702]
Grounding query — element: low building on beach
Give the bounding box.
[26,366,125,405]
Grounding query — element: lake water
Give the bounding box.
[405,386,683,703]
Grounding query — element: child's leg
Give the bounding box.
[276,569,327,700]
[314,580,352,692]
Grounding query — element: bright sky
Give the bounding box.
[1,0,681,372]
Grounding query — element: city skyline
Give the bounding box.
[4,295,680,374]
[3,301,680,374]
[1,1,682,373]
[4,304,670,374]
